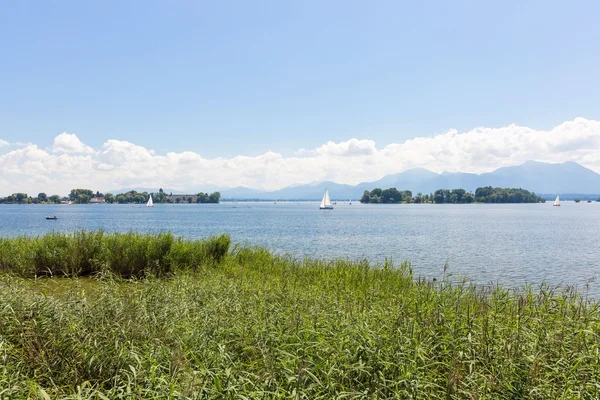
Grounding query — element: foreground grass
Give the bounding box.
[1,234,600,398]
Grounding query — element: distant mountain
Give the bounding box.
[221,181,359,201]
[355,168,439,193]
[218,187,271,199]
[477,161,600,194]
[220,161,600,200]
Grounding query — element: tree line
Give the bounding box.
[0,192,64,204]
[360,187,545,204]
[0,188,221,204]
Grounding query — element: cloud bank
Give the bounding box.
[1,118,600,195]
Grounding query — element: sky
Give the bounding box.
[2,0,600,195]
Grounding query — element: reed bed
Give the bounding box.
[0,231,231,277]
[1,233,600,398]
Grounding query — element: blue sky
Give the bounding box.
[2,0,599,158]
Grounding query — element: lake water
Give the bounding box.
[1,202,599,293]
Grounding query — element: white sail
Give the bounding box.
[553,194,560,206]
[320,189,333,209]
[146,195,154,207]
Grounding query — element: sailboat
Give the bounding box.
[319,189,334,210]
[146,195,154,207]
[349,198,352,205]
[553,194,560,207]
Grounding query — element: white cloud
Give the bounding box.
[0,139,9,147]
[52,132,94,154]
[2,118,600,195]
[315,138,377,157]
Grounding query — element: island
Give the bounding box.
[0,188,221,204]
[360,187,545,204]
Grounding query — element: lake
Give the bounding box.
[1,202,599,293]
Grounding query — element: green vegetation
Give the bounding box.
[1,232,600,398]
[472,187,544,203]
[0,192,66,204]
[196,191,221,204]
[110,189,221,204]
[432,188,473,204]
[0,231,230,277]
[360,188,414,204]
[0,188,221,204]
[113,190,153,204]
[361,187,544,204]
[69,188,98,204]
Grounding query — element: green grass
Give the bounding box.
[1,233,600,398]
[0,231,231,278]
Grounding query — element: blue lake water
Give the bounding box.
[1,202,599,292]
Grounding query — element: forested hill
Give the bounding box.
[360,187,545,204]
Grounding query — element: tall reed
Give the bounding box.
[0,231,231,277]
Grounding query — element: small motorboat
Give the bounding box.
[45,215,57,220]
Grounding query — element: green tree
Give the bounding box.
[196,193,208,203]
[381,188,402,203]
[70,189,95,204]
[37,192,47,202]
[208,192,220,203]
[474,187,543,203]
[433,189,445,204]
[15,193,28,203]
[452,189,466,203]
[153,188,168,203]
[360,190,371,204]
[49,195,61,204]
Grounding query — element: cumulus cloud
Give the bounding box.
[52,132,94,153]
[2,118,600,195]
[0,139,9,147]
[315,138,377,157]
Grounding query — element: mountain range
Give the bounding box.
[219,161,600,200]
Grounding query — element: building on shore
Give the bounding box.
[89,196,106,204]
